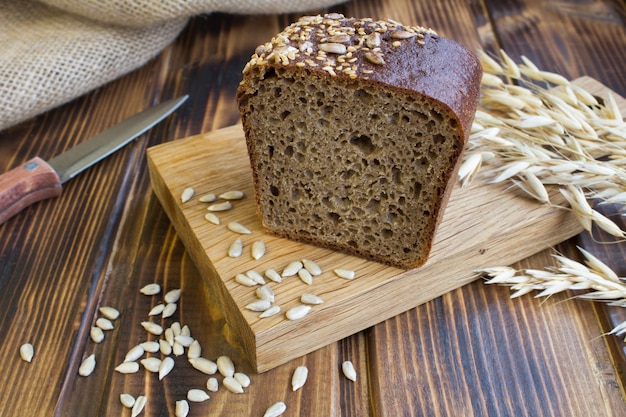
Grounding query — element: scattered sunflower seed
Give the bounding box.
[159,357,175,380]
[298,268,313,285]
[140,357,162,373]
[204,212,221,225]
[207,201,233,212]
[259,305,281,318]
[223,376,244,393]
[342,360,357,381]
[291,365,308,391]
[175,399,189,417]
[140,283,161,296]
[235,273,258,287]
[301,293,324,305]
[265,269,282,283]
[181,187,195,203]
[141,321,163,336]
[19,343,34,362]
[98,306,120,320]
[164,289,182,304]
[246,299,272,312]
[187,340,201,359]
[263,401,287,417]
[175,335,194,347]
[140,341,160,353]
[115,361,140,374]
[90,326,104,343]
[217,355,235,377]
[219,190,245,200]
[228,238,243,258]
[171,322,182,337]
[334,268,355,280]
[181,324,191,337]
[286,305,311,320]
[162,303,177,319]
[198,193,217,203]
[120,393,135,408]
[148,303,165,316]
[187,388,210,402]
[189,357,218,375]
[160,339,173,355]
[228,221,252,235]
[78,354,96,376]
[246,270,266,285]
[302,259,322,276]
[124,345,145,362]
[131,395,147,417]
[256,285,275,302]
[173,341,185,356]
[164,328,175,346]
[234,372,251,388]
[282,261,303,277]
[96,317,114,331]
[251,240,266,260]
[206,377,219,392]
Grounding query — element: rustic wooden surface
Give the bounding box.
[1,0,625,416]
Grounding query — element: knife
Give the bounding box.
[0,95,188,225]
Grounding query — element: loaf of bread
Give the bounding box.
[236,14,482,269]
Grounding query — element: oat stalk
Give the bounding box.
[477,246,626,337]
[461,49,626,241]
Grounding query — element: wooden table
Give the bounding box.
[1,1,626,415]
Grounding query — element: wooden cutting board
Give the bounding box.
[147,76,619,373]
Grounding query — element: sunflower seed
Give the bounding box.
[246,299,272,312]
[182,324,191,337]
[232,372,250,388]
[302,259,322,276]
[228,221,252,234]
[342,360,357,381]
[159,356,175,380]
[115,361,140,374]
[259,305,281,318]
[286,305,311,320]
[171,322,182,337]
[124,345,145,362]
[164,328,175,346]
[148,303,165,316]
[319,42,347,54]
[199,193,217,203]
[187,340,201,359]
[246,270,266,285]
[187,388,210,402]
[204,213,221,224]
[217,355,235,377]
[120,393,135,408]
[162,303,177,319]
[228,238,243,257]
[291,365,308,391]
[282,261,303,277]
[90,326,104,343]
[173,341,184,356]
[140,341,160,353]
[164,289,182,303]
[256,285,275,302]
[263,401,287,417]
[334,268,355,280]
[131,395,146,417]
[141,321,163,336]
[251,241,266,260]
[96,317,114,331]
[207,201,233,212]
[140,283,161,296]
[235,273,258,287]
[219,190,245,200]
[78,354,96,376]
[365,51,385,65]
[140,357,161,372]
[98,306,120,320]
[189,357,218,374]
[175,399,189,417]
[223,376,244,393]
[159,339,172,355]
[391,29,416,39]
[181,187,195,203]
[265,269,282,283]
[206,377,219,392]
[175,335,194,347]
[298,268,313,285]
[365,32,381,48]
[19,343,34,362]
[301,293,324,305]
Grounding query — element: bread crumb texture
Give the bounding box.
[237,14,482,269]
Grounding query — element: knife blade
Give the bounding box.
[0,95,188,225]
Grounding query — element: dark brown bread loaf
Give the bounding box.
[237,14,482,269]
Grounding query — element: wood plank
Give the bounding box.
[146,76,616,372]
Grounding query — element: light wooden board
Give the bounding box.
[147,77,616,373]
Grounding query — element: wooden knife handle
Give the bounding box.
[0,157,62,225]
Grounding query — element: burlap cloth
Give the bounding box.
[0,0,345,132]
